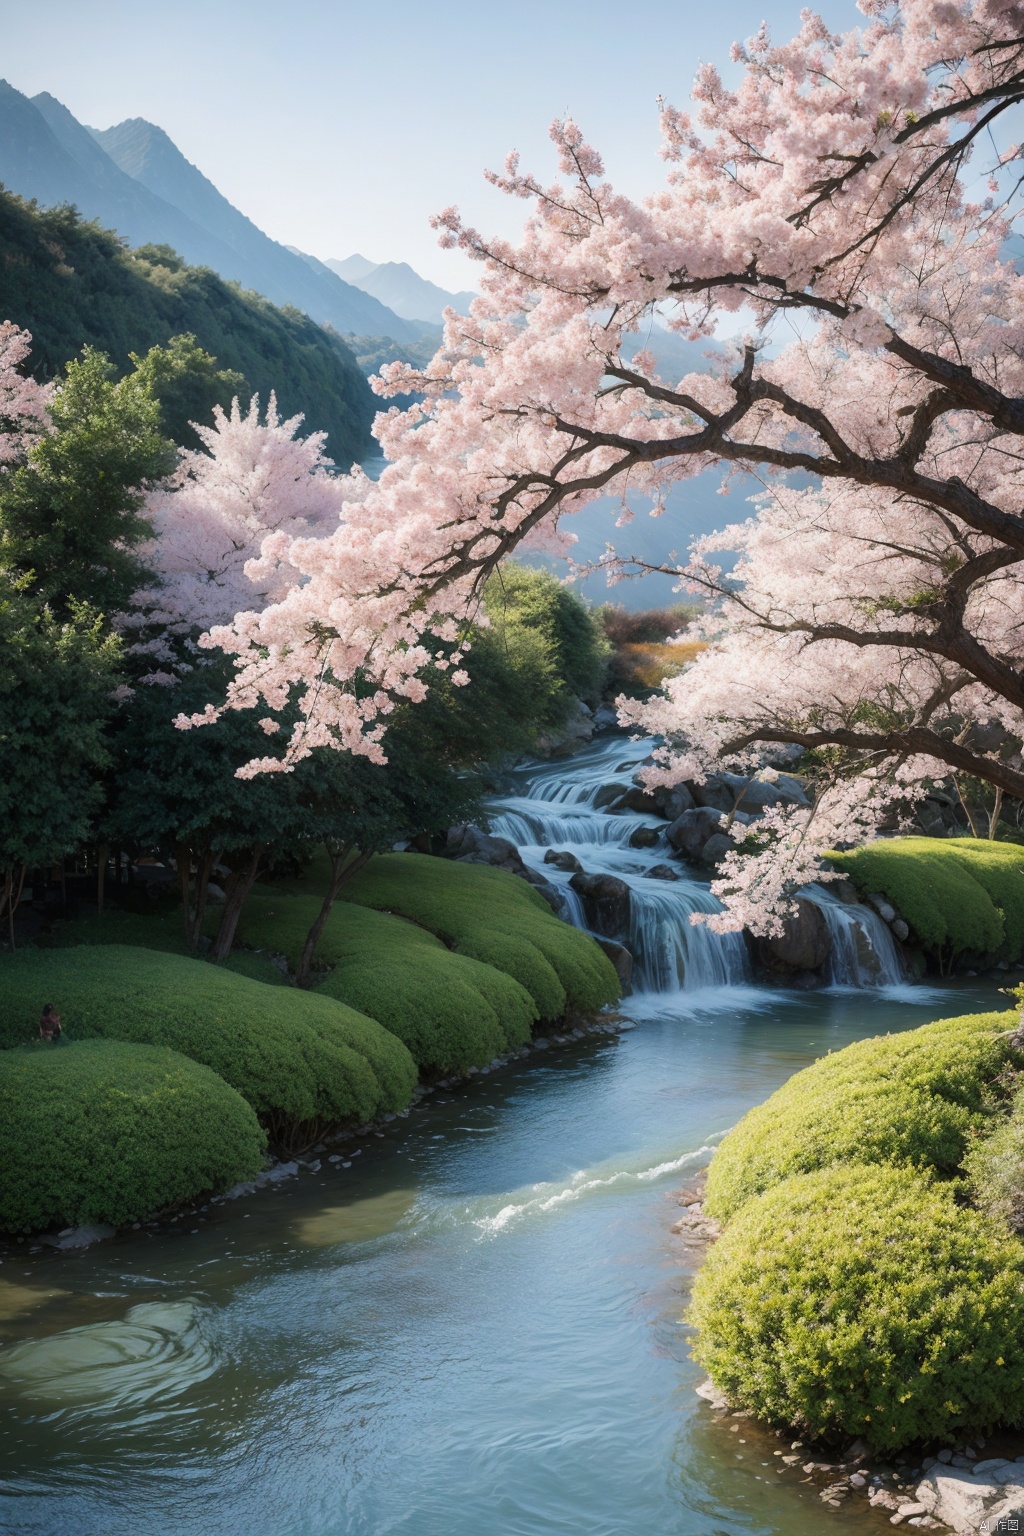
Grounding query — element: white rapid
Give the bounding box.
[488,734,905,994]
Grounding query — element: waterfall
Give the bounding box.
[489,738,750,994]
[802,884,906,987]
[488,734,906,996]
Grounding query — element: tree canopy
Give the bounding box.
[185,2,1024,930]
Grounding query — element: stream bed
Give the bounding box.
[0,736,1008,1536]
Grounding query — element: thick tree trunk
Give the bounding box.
[295,846,372,988]
[177,842,216,952]
[210,845,265,963]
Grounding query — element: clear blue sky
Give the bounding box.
[4,0,856,288]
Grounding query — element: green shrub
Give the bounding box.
[831,837,1024,962]
[0,1040,265,1232]
[965,1082,1024,1234]
[704,1011,1016,1219]
[689,1163,1024,1453]
[235,889,537,1075]
[343,854,620,1021]
[0,947,416,1147]
[49,907,292,986]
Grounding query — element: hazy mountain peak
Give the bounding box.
[324,254,476,326]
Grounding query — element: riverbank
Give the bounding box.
[0,981,1005,1536]
[679,1004,1024,1532]
[673,1169,1024,1531]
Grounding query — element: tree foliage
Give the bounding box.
[0,189,375,464]
[182,4,1024,934]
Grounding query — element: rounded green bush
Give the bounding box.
[0,1040,266,1232]
[343,854,621,1020]
[0,946,417,1145]
[704,1011,1016,1220]
[831,837,1024,962]
[236,890,537,1075]
[965,1082,1024,1234]
[689,1163,1024,1454]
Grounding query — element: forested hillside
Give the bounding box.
[0,187,376,464]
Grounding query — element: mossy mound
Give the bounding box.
[703,1011,1016,1220]
[0,946,417,1147]
[235,889,538,1075]
[343,854,620,1020]
[690,1163,1024,1454]
[831,837,1024,962]
[48,907,292,986]
[0,1040,266,1232]
[965,1080,1024,1234]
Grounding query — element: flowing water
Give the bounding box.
[0,734,1004,1536]
[489,735,905,993]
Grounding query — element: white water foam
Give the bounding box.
[470,1142,719,1238]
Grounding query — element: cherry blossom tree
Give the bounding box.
[0,323,51,465]
[193,2,1024,927]
[127,394,344,680]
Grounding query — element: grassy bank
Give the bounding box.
[0,854,619,1234]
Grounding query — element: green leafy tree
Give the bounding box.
[0,348,173,617]
[106,658,309,956]
[131,333,245,452]
[290,733,483,987]
[0,577,120,943]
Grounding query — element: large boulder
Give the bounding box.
[629,825,660,849]
[594,782,630,810]
[534,698,595,758]
[543,848,583,874]
[615,785,660,815]
[521,868,564,913]
[596,939,633,992]
[700,832,735,866]
[453,825,527,875]
[666,807,724,861]
[756,897,831,974]
[569,871,632,940]
[692,771,809,816]
[916,1467,1024,1536]
[653,783,696,821]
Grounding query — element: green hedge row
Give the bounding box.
[831,837,1024,962]
[0,946,417,1148]
[343,854,621,1020]
[691,1009,1024,1451]
[0,1040,266,1232]
[236,890,537,1076]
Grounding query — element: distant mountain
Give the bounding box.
[0,81,421,345]
[87,114,422,342]
[325,253,476,326]
[0,185,376,467]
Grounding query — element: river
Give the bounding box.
[0,734,1006,1536]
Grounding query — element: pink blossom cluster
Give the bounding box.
[0,323,51,465]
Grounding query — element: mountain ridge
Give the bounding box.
[325,253,476,326]
[0,80,421,345]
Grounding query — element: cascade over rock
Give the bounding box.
[569,872,632,940]
[486,733,905,995]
